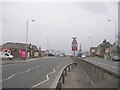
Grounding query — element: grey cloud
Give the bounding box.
[78,2,109,15]
[2,2,117,53]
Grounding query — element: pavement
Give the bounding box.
[61,65,92,88]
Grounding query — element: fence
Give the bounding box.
[55,63,76,90]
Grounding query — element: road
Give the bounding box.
[82,57,119,75]
[2,57,72,88]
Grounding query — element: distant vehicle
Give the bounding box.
[59,54,65,57]
[77,51,82,57]
[1,52,14,60]
[111,56,120,61]
[81,55,86,58]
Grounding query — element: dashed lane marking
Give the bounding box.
[1,74,15,81]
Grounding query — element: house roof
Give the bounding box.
[90,47,97,49]
[98,42,111,48]
[2,42,38,51]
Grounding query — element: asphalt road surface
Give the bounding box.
[2,57,72,88]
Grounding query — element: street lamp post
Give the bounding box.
[108,20,116,43]
[108,20,117,56]
[26,20,35,60]
[88,37,93,47]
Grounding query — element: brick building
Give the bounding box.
[2,42,39,59]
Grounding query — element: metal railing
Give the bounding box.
[55,63,76,90]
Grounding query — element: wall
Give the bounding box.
[74,57,119,87]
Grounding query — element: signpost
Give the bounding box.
[72,37,78,64]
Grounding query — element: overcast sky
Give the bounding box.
[1,0,118,53]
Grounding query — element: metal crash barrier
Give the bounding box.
[55,63,76,90]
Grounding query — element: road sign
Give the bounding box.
[72,38,78,51]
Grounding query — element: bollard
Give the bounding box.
[65,68,67,76]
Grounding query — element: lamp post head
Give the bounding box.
[88,37,91,38]
[72,37,77,40]
[108,20,111,21]
[32,20,35,21]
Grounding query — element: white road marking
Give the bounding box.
[27,69,30,72]
[31,66,38,70]
[2,66,38,82]
[32,75,49,88]
[2,60,57,82]
[18,69,31,74]
[77,65,94,85]
[112,66,115,68]
[7,74,15,80]
[2,74,15,81]
[32,68,56,88]
[111,66,118,69]
[57,65,59,68]
[48,69,56,75]
[2,64,16,67]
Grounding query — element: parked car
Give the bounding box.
[1,52,14,60]
[111,56,120,61]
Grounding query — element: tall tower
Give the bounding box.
[79,44,82,52]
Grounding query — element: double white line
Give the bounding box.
[32,64,59,88]
[32,68,56,88]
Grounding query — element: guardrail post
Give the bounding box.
[74,63,77,66]
[65,68,67,76]
[62,73,64,84]
[68,65,70,72]
[71,64,73,69]
[57,82,61,90]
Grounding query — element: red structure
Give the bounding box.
[21,50,26,59]
[72,38,78,51]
